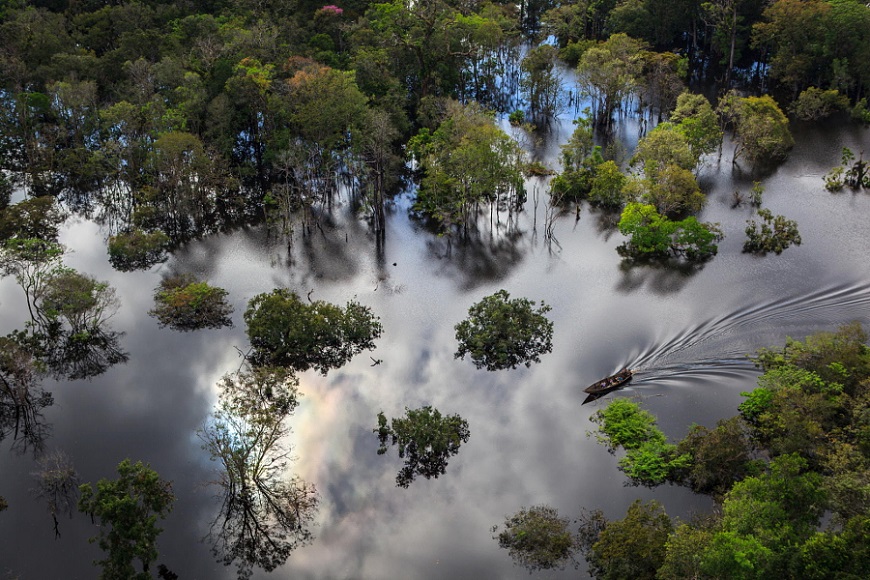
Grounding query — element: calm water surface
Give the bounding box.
[1,113,869,579]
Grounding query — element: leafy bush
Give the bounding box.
[149,274,233,331]
[743,209,801,255]
[495,505,579,572]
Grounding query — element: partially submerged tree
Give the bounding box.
[520,44,562,125]
[585,500,673,580]
[31,449,80,537]
[577,33,645,129]
[454,289,553,371]
[617,203,723,262]
[410,100,525,231]
[0,335,53,454]
[590,398,691,487]
[198,367,318,579]
[743,208,801,255]
[244,289,382,374]
[78,459,176,580]
[375,406,470,488]
[495,505,579,572]
[719,92,794,167]
[824,147,869,191]
[149,274,233,331]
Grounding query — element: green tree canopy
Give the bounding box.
[244,288,382,374]
[586,500,673,580]
[78,459,175,580]
[454,289,553,371]
[149,274,233,331]
[495,505,579,572]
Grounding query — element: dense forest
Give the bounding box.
[1,0,869,255]
[2,0,870,578]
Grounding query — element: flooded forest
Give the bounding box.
[2,0,870,578]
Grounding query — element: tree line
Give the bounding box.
[1,0,868,257]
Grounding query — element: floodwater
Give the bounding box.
[1,109,869,579]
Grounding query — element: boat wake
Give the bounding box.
[626,280,870,372]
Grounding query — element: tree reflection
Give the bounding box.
[198,368,318,579]
[0,336,53,454]
[30,449,79,538]
[376,406,470,488]
[0,241,128,380]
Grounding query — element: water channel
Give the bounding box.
[1,105,869,578]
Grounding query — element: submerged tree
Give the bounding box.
[454,289,553,371]
[244,289,382,374]
[31,449,80,538]
[617,203,723,263]
[78,459,176,580]
[375,406,470,488]
[149,274,233,331]
[410,100,526,232]
[719,92,794,167]
[743,208,801,255]
[198,367,318,579]
[0,335,53,454]
[495,505,580,572]
[520,44,562,125]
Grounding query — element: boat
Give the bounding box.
[583,368,634,394]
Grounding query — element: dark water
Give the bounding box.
[1,112,869,579]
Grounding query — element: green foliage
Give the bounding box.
[633,122,696,177]
[107,229,170,272]
[78,459,175,580]
[586,500,673,580]
[797,514,870,579]
[791,87,849,121]
[617,203,722,261]
[520,44,562,123]
[591,399,665,451]
[550,116,602,204]
[149,274,233,331]
[495,505,578,572]
[743,208,801,255]
[37,267,119,332]
[588,160,627,208]
[591,399,690,486]
[0,197,65,242]
[507,109,524,126]
[375,406,470,488]
[675,417,759,498]
[620,439,691,486]
[748,181,764,206]
[454,289,553,371]
[720,93,794,167]
[412,101,525,230]
[244,289,382,374]
[577,33,646,128]
[670,92,723,163]
[657,522,715,580]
